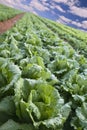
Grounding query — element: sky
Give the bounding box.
[0,0,87,31]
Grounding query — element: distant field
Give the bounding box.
[0,4,22,21]
[37,15,87,57]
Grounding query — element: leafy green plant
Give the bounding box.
[0,12,87,130]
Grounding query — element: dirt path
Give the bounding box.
[0,13,25,34]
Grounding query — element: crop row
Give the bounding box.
[36,15,87,57]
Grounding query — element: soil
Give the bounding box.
[0,13,25,34]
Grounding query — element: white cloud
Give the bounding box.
[52,0,79,6]
[71,20,87,29]
[52,0,87,18]
[41,0,49,6]
[71,21,82,27]
[70,6,87,18]
[82,21,87,28]
[57,16,71,23]
[0,0,13,6]
[57,15,87,30]
[52,0,68,3]
[50,4,66,13]
[53,0,87,18]
[29,0,49,11]
[55,5,66,13]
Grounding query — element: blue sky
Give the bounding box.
[0,0,87,31]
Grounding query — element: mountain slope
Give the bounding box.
[0,5,87,130]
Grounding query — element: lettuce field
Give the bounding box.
[0,4,22,21]
[0,12,87,130]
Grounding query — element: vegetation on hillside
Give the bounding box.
[0,7,87,130]
[0,4,22,21]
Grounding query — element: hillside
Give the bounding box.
[0,4,87,130]
[0,4,22,21]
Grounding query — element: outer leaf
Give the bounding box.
[0,96,15,122]
[71,103,87,129]
[0,60,21,94]
[0,119,34,130]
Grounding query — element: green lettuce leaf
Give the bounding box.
[71,103,87,130]
[0,58,21,95]
[0,96,15,123]
[22,63,51,80]
[0,119,34,130]
[14,78,71,129]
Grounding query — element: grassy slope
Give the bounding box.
[0,4,22,21]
